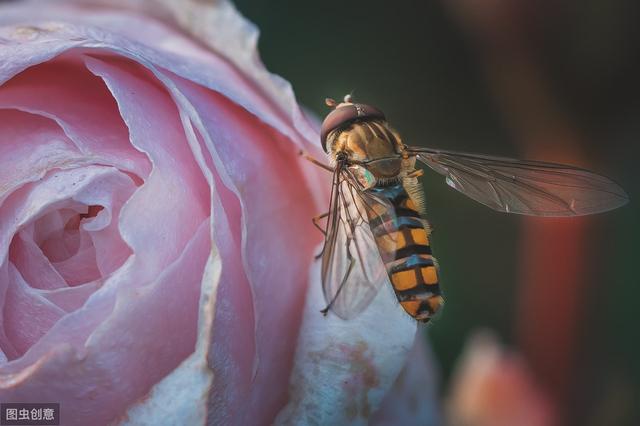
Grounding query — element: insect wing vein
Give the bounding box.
[407,146,628,216]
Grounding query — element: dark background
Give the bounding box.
[234,1,640,424]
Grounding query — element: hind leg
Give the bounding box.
[312,212,329,236]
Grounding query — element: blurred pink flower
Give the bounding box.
[0,1,434,424]
[446,331,556,426]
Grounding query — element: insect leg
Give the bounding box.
[316,169,343,260]
[320,238,355,316]
[299,150,333,172]
[312,212,330,236]
[313,211,330,260]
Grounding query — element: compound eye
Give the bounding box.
[320,102,385,152]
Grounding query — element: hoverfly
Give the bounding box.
[304,95,628,323]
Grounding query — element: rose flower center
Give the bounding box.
[9,202,128,288]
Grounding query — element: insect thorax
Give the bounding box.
[327,119,406,183]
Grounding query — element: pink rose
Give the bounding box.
[0,0,437,424]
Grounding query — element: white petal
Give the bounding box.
[274,251,418,426]
[370,336,442,425]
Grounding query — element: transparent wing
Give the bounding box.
[405,147,629,216]
[320,165,397,319]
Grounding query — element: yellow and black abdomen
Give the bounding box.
[368,183,444,323]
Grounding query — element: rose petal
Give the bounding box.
[35,211,83,263]
[207,170,257,423]
[119,249,220,425]
[370,336,441,425]
[0,108,84,203]
[50,231,100,286]
[3,264,65,357]
[274,256,418,425]
[162,76,328,422]
[40,280,103,313]
[0,55,151,177]
[12,165,135,288]
[30,208,80,250]
[0,166,135,272]
[82,55,210,276]
[0,166,136,370]
[65,0,319,142]
[0,4,321,155]
[9,232,66,290]
[0,220,210,426]
[66,167,135,277]
[0,262,18,361]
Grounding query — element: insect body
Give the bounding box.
[368,182,443,322]
[311,95,628,324]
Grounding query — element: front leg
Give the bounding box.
[299,150,333,172]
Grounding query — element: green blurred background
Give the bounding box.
[234,1,639,424]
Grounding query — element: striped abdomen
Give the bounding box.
[368,183,444,323]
